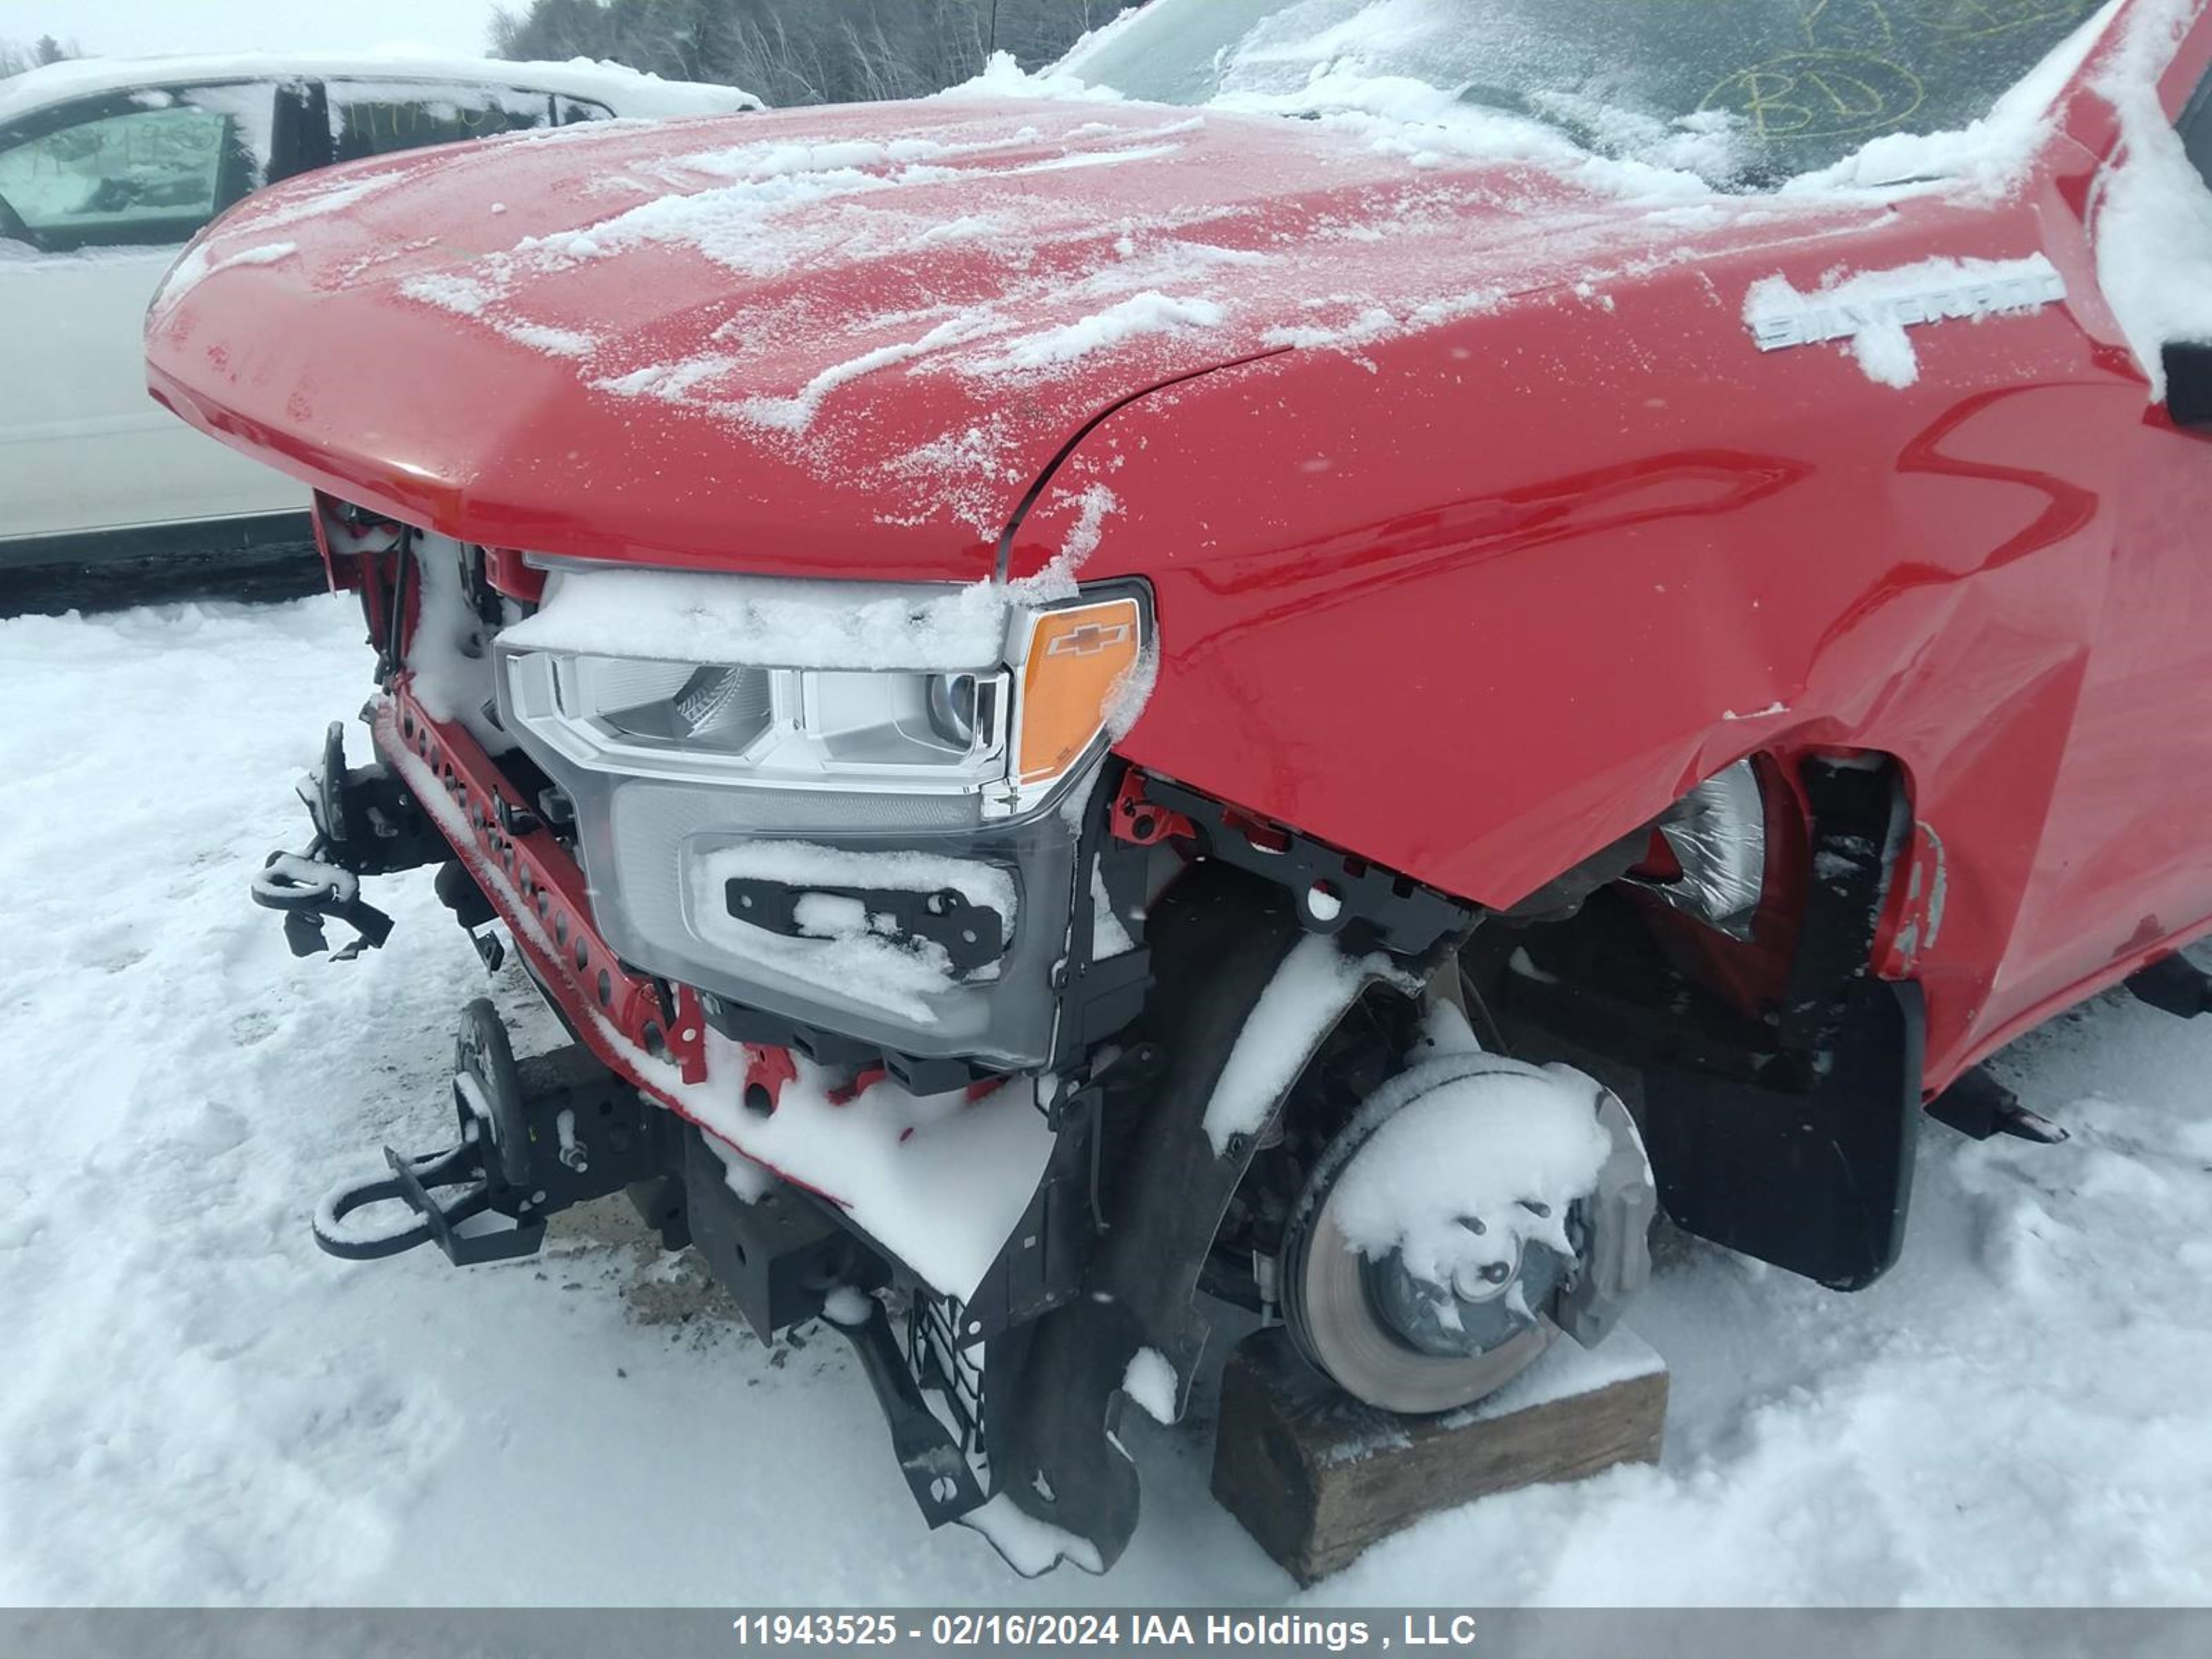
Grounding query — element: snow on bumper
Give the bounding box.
[375,687,1053,1301]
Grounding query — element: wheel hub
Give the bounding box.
[1365,1230,1566,1360]
[1280,1048,1649,1414]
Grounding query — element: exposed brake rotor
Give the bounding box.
[1280,1049,1653,1414]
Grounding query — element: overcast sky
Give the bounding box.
[1,0,509,60]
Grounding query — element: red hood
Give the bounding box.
[147,94,1862,581]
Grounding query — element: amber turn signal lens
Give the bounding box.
[1018,597,1144,787]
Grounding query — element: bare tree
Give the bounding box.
[491,0,1116,106]
[1,32,78,79]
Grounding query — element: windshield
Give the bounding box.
[1062,0,2104,186]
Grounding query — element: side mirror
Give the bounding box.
[2165,341,2212,429]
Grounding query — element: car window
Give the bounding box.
[1065,0,2106,187]
[324,80,614,163]
[2182,69,2212,189]
[0,88,268,253]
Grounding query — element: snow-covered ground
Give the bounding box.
[3,593,2210,1606]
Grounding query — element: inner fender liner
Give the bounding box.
[987,872,1416,1572]
[1642,973,1924,1290]
[1512,756,1925,1291]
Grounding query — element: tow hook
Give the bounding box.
[252,718,442,959]
[251,852,395,960]
[312,997,678,1266]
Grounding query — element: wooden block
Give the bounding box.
[1210,1325,1667,1585]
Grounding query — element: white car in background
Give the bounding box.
[0,53,758,572]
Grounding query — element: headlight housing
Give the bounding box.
[507,655,1014,792]
[487,568,1152,1070]
[500,577,1146,823]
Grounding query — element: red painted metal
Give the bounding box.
[826,1064,889,1107]
[1109,770,1195,848]
[742,1043,799,1111]
[377,684,709,1089]
[147,3,2212,1103]
[480,547,547,604]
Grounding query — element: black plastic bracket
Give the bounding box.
[697,993,984,1097]
[677,1125,885,1342]
[823,1300,987,1530]
[2163,341,2212,431]
[724,874,1006,975]
[951,1043,1167,1349]
[1928,1066,2068,1144]
[296,719,440,877]
[1140,774,1479,957]
[2126,953,2212,1019]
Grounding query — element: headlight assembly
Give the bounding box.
[500,581,1147,821]
[486,569,1151,1069]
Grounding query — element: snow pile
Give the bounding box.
[820,1286,876,1327]
[1741,254,2069,389]
[1016,482,1123,603]
[1121,1347,1179,1427]
[2093,0,2212,398]
[961,1493,1106,1577]
[970,291,1226,373]
[504,544,1150,730]
[1202,934,1418,1154]
[1326,1056,1612,1315]
[404,534,513,753]
[1090,867,1138,959]
[224,165,417,241]
[1048,0,2124,203]
[1434,1325,1668,1432]
[939,48,1127,108]
[1210,71,1718,207]
[702,1131,776,1203]
[1259,285,1505,353]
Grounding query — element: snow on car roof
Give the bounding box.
[0,49,762,127]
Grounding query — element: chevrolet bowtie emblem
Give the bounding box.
[1045,621,1134,657]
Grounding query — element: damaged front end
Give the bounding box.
[260,517,1185,1568]
[258,510,1663,1576]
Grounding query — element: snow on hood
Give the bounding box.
[0,50,760,125]
[149,88,1904,577]
[148,4,2121,580]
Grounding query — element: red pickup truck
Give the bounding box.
[146,0,2212,1573]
